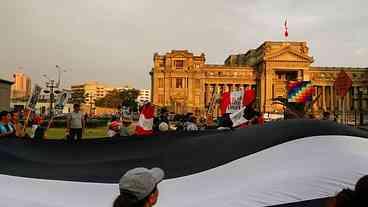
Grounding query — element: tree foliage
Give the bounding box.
[95,89,140,111]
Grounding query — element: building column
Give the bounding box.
[323,86,327,111]
[346,87,351,111]
[353,87,358,110]
[330,86,334,111]
[312,86,319,111]
[363,87,368,110]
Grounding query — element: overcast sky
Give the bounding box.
[1,0,367,89]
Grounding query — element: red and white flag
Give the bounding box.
[135,103,155,136]
[284,19,289,38]
[220,89,256,115]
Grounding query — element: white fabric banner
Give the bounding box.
[227,91,244,114]
[138,114,153,131]
[230,106,248,127]
[27,85,42,110]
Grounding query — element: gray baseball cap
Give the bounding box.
[119,167,165,200]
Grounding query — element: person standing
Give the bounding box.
[66,104,85,141]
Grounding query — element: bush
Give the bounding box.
[50,119,108,128]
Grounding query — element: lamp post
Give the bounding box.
[43,78,61,118]
[42,64,67,119]
[85,93,96,116]
[352,88,368,126]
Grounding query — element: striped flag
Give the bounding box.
[288,81,316,103]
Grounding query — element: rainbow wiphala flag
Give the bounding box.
[287,81,316,103]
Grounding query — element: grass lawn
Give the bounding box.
[27,127,108,140]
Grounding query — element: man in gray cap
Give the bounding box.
[113,167,165,207]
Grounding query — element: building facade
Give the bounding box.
[0,79,14,111]
[11,72,31,100]
[150,41,368,116]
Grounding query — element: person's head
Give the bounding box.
[73,104,80,112]
[0,111,10,124]
[10,111,19,122]
[329,175,368,207]
[111,116,118,122]
[158,122,169,132]
[114,167,165,207]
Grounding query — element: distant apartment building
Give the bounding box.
[11,73,31,99]
[70,81,133,104]
[137,89,151,105]
[0,78,14,111]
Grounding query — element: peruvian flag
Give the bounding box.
[220,89,256,115]
[135,103,155,136]
[284,19,289,38]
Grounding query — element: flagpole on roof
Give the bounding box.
[284,18,289,42]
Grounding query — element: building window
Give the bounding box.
[176,78,183,88]
[174,60,184,69]
[194,79,200,88]
[159,61,165,67]
[158,78,164,88]
[158,95,164,104]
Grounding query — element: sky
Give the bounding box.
[1,0,367,89]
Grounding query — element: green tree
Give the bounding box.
[95,89,140,110]
[120,89,140,112]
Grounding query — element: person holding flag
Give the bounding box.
[135,102,155,136]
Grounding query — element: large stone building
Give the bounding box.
[0,78,14,111]
[11,72,31,100]
[150,41,368,116]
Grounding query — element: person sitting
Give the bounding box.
[107,117,121,137]
[328,175,368,207]
[34,121,49,140]
[10,111,27,138]
[197,117,207,131]
[185,116,198,131]
[120,118,133,137]
[113,167,164,207]
[158,122,169,132]
[0,111,15,137]
[322,111,331,120]
[217,113,233,130]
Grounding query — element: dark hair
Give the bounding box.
[0,111,9,118]
[113,188,157,207]
[73,103,80,108]
[332,175,368,207]
[355,175,368,204]
[10,111,18,117]
[334,189,356,207]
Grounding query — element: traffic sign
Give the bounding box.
[334,70,352,97]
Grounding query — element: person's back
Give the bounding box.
[328,175,368,207]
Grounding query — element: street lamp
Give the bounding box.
[353,88,368,126]
[85,93,96,116]
[43,79,61,118]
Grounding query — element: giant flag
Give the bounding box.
[0,120,368,207]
